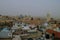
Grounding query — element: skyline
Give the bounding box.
[0,0,60,18]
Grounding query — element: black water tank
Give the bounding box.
[28,38,33,40]
[45,34,50,39]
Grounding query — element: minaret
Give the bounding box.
[46,11,51,22]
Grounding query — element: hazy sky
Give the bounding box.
[0,0,60,18]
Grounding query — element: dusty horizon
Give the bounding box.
[0,0,60,19]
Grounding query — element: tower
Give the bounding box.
[46,11,51,22]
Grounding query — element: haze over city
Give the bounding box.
[0,0,60,18]
[0,0,60,40]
